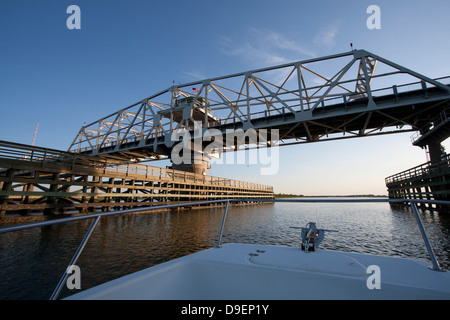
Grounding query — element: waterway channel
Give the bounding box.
[0,198,449,299]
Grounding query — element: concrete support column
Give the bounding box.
[428,142,444,165]
[171,150,210,176]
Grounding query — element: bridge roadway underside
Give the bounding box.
[85,85,450,163]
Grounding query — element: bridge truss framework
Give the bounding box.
[68,49,450,165]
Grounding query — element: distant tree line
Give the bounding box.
[274,193,305,198]
[274,194,386,198]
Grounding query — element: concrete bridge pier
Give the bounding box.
[170,149,211,176]
[427,142,446,165]
[414,124,450,203]
[412,107,450,164]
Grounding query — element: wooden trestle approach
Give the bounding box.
[386,154,450,212]
[0,141,273,222]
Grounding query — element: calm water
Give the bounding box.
[0,199,449,300]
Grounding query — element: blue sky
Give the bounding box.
[1,0,450,195]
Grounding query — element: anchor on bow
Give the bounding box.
[291,222,339,252]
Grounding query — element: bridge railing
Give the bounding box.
[0,140,89,167]
[385,153,450,185]
[102,162,273,191]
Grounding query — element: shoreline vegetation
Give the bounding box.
[274,194,388,199]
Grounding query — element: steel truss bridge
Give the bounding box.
[68,49,450,166]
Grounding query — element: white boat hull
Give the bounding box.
[66,243,450,300]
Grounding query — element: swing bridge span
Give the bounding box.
[68,50,450,168]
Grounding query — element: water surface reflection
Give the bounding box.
[0,200,448,299]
